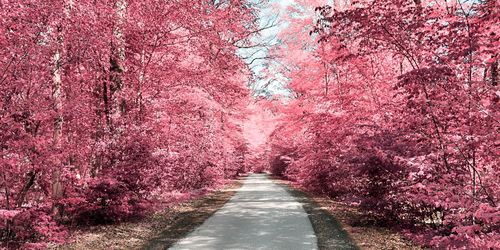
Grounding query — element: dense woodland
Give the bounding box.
[0,0,498,249]
[0,0,256,248]
[267,0,499,248]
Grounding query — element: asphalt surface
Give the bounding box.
[169,173,318,250]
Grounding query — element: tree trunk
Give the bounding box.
[109,0,127,121]
[492,60,498,86]
[2,173,10,209]
[16,171,37,208]
[51,0,73,219]
[51,40,65,218]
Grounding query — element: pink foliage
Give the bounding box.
[1,0,255,248]
[268,0,499,248]
[1,0,498,249]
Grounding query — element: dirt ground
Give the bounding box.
[275,178,424,250]
[52,178,244,250]
[53,175,423,250]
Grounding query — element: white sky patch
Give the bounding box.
[238,0,296,98]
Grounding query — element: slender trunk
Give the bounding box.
[1,172,14,239]
[51,0,73,218]
[321,45,329,97]
[51,42,65,217]
[458,1,479,223]
[94,0,127,176]
[103,80,111,128]
[472,151,477,224]
[109,0,127,120]
[491,60,498,86]
[394,3,449,172]
[323,61,329,97]
[137,48,145,119]
[16,171,37,208]
[2,173,10,210]
[336,68,343,109]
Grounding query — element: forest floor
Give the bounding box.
[274,178,424,250]
[52,174,423,250]
[52,177,245,250]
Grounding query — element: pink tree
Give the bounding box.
[269,0,499,248]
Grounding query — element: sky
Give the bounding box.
[238,0,297,98]
[239,0,334,99]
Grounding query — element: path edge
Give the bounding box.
[272,176,359,250]
[143,177,245,250]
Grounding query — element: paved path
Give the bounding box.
[170,174,318,250]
